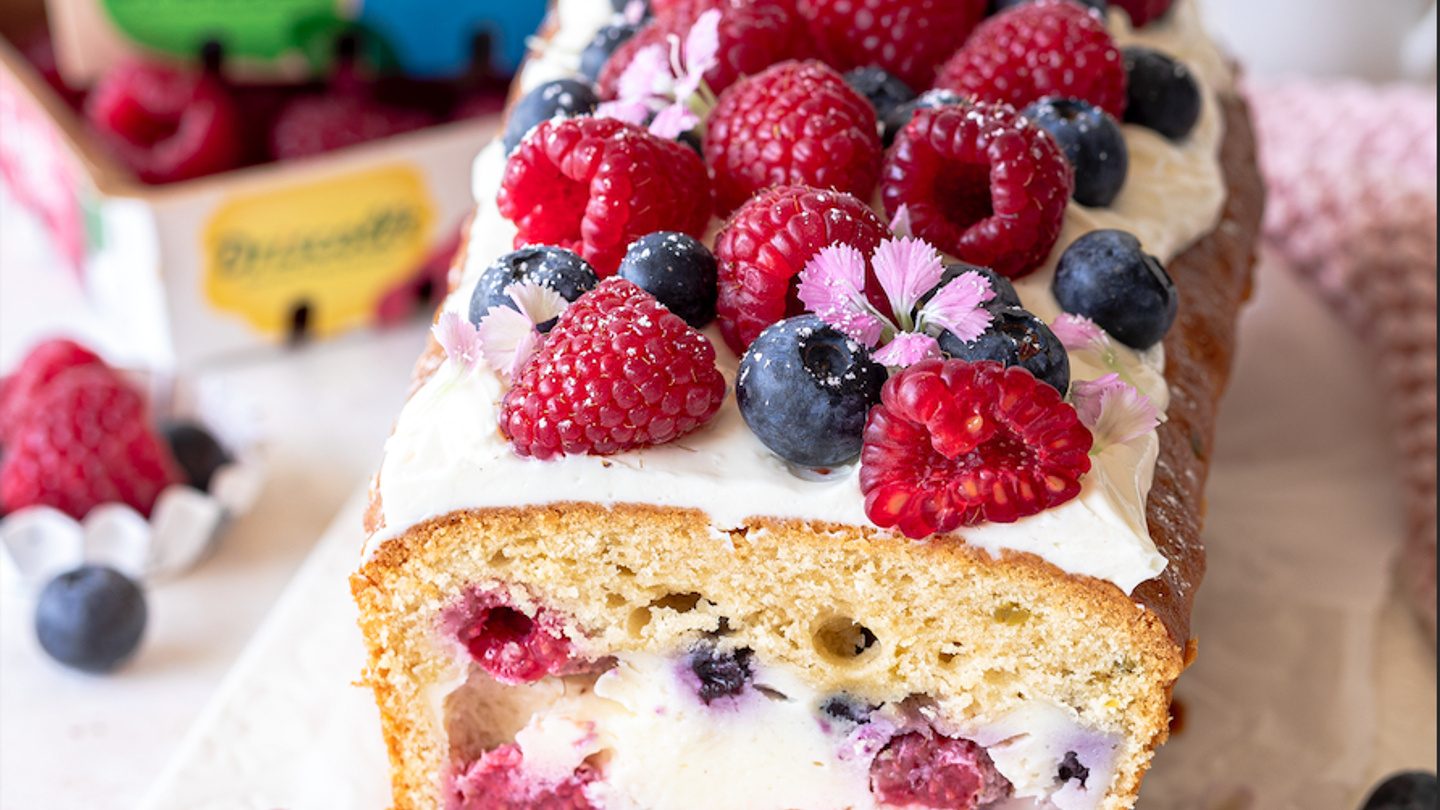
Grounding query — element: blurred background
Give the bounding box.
[0,1,1434,809]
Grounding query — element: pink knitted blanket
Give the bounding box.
[1247,79,1437,641]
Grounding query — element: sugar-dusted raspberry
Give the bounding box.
[1,366,181,519]
[881,103,1072,279]
[1112,0,1173,27]
[704,60,882,215]
[0,338,104,444]
[500,278,726,459]
[447,589,576,684]
[859,359,1092,538]
[269,93,432,160]
[597,0,813,99]
[447,744,599,810]
[936,0,1127,119]
[869,732,1013,808]
[497,117,711,276]
[714,185,889,354]
[85,60,243,184]
[797,0,987,91]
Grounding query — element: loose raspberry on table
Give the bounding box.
[881,102,1073,279]
[0,366,181,519]
[714,185,889,354]
[1112,0,1173,27]
[500,278,726,459]
[859,359,1093,538]
[85,60,243,184]
[269,93,432,160]
[0,338,104,444]
[869,732,1013,809]
[447,589,577,684]
[497,117,711,277]
[597,0,813,99]
[797,0,988,91]
[448,744,599,810]
[704,60,882,216]
[936,0,1127,119]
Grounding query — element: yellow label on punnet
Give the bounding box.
[204,164,435,338]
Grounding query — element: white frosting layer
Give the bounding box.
[369,1,1231,594]
[505,652,1118,809]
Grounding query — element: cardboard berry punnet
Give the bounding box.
[0,0,509,370]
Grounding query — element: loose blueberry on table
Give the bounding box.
[35,565,147,674]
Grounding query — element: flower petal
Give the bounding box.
[872,237,945,321]
[623,0,647,24]
[873,332,941,367]
[1070,373,1160,447]
[649,102,699,139]
[477,307,544,380]
[889,204,914,238]
[433,311,485,371]
[617,43,673,102]
[506,280,569,326]
[1051,313,1107,352]
[797,243,885,345]
[918,269,995,343]
[678,9,721,97]
[596,98,653,127]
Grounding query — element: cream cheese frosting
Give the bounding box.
[367,0,1232,596]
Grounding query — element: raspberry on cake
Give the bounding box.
[797,0,988,92]
[353,0,1264,807]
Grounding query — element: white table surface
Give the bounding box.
[2,188,1436,808]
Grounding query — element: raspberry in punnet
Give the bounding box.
[85,60,243,183]
[881,103,1073,279]
[499,278,726,459]
[936,0,1127,119]
[598,0,813,99]
[0,338,104,444]
[859,359,1093,538]
[714,185,890,354]
[704,60,883,216]
[797,0,988,91]
[1,366,181,519]
[497,117,712,276]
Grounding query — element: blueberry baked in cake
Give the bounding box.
[352,0,1264,807]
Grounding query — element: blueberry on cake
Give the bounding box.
[352,0,1264,807]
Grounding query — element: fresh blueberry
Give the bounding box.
[470,247,599,333]
[920,262,1022,313]
[736,315,888,469]
[1361,772,1439,810]
[993,0,1106,14]
[161,421,231,492]
[938,307,1071,394]
[579,23,641,83]
[610,0,649,14]
[676,128,703,156]
[35,565,146,673]
[618,232,718,328]
[882,88,965,147]
[1122,47,1201,141]
[820,695,876,724]
[842,67,916,125]
[502,79,599,154]
[1052,229,1177,350]
[1022,97,1129,207]
[1057,751,1091,786]
[689,642,754,704]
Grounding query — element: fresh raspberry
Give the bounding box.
[881,103,1072,279]
[714,185,890,354]
[0,366,181,519]
[869,732,1013,808]
[1112,0,1173,27]
[704,60,882,216]
[447,744,598,810]
[497,117,712,277]
[268,93,432,160]
[0,338,104,444]
[797,0,988,91]
[859,359,1093,538]
[85,61,243,184]
[448,590,577,684]
[500,278,726,459]
[597,0,813,99]
[936,0,1127,119]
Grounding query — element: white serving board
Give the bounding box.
[138,264,1437,810]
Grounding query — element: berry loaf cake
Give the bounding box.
[352,0,1264,807]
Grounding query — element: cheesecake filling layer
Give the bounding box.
[371,0,1231,594]
[441,649,1125,810]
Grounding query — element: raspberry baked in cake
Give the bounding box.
[352,1,1264,808]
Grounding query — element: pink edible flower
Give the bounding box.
[796,243,887,346]
[1051,313,1107,352]
[435,282,568,380]
[597,10,720,139]
[1069,373,1160,448]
